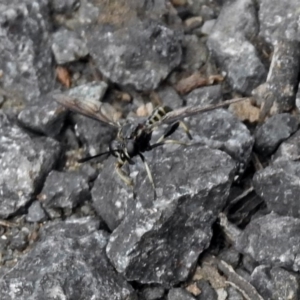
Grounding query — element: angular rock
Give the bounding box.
[235,213,300,272]
[259,0,300,45]
[250,265,300,300]
[168,288,195,300]
[51,29,89,64]
[86,19,182,91]
[0,218,136,300]
[40,170,90,215]
[140,286,165,300]
[207,0,266,94]
[26,201,48,223]
[253,40,300,117]
[17,94,67,137]
[156,85,183,109]
[196,280,218,300]
[0,0,54,103]
[0,113,61,218]
[254,113,298,156]
[227,286,243,300]
[106,145,236,285]
[50,0,79,14]
[253,159,300,218]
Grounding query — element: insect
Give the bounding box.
[54,93,248,197]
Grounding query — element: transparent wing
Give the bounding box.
[149,97,250,129]
[53,94,119,128]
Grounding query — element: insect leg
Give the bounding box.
[115,161,134,187]
[150,139,190,149]
[138,153,157,198]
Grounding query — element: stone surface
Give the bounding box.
[40,170,90,215]
[251,265,300,300]
[86,19,182,91]
[168,288,195,300]
[259,0,300,45]
[235,213,300,272]
[0,113,61,218]
[0,0,54,103]
[51,29,89,64]
[0,218,136,300]
[17,94,67,137]
[207,0,266,94]
[26,201,48,223]
[105,145,236,285]
[196,280,218,300]
[254,113,298,156]
[253,159,300,218]
[140,286,166,300]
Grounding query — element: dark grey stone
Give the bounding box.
[168,288,195,300]
[0,218,136,300]
[105,145,236,285]
[184,85,223,107]
[50,0,79,14]
[254,114,298,156]
[235,213,300,272]
[0,0,54,103]
[17,95,67,137]
[207,0,266,94]
[140,285,166,300]
[0,113,61,218]
[218,249,240,269]
[26,201,47,223]
[259,0,300,45]
[253,40,300,116]
[227,286,243,300]
[156,85,183,109]
[250,266,300,300]
[40,171,90,215]
[196,280,217,300]
[253,159,300,218]
[86,19,182,91]
[51,29,89,64]
[9,231,28,252]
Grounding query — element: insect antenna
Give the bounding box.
[78,151,111,163]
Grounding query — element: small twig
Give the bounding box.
[0,219,18,228]
[229,186,254,206]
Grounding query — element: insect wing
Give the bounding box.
[53,94,119,128]
[149,97,250,128]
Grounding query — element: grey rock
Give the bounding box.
[200,19,217,36]
[253,40,300,116]
[273,129,300,162]
[196,280,218,300]
[140,285,165,300]
[242,254,258,274]
[259,0,300,45]
[168,288,195,300]
[50,0,79,14]
[51,29,89,64]
[235,213,300,272]
[0,218,136,300]
[227,286,243,300]
[0,0,54,103]
[0,113,61,218]
[156,85,183,109]
[181,35,208,71]
[253,159,300,218]
[250,265,300,300]
[187,109,254,168]
[9,230,28,252]
[106,145,236,285]
[40,171,90,215]
[218,248,241,269]
[254,113,298,156]
[86,19,182,91]
[26,201,47,223]
[207,0,266,94]
[17,94,67,137]
[184,85,223,107]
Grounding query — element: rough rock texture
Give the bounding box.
[0,113,61,218]
[259,0,300,45]
[168,288,195,300]
[86,19,182,91]
[235,213,300,272]
[253,159,300,218]
[250,265,300,300]
[17,94,67,137]
[0,218,136,300]
[26,201,47,223]
[0,0,54,103]
[39,170,90,216]
[105,145,236,285]
[254,113,298,156]
[207,0,266,94]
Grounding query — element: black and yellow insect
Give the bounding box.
[54,93,247,197]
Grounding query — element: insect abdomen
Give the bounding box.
[146,106,172,126]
